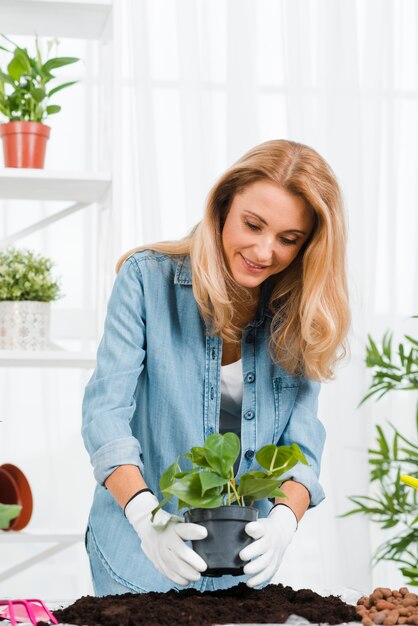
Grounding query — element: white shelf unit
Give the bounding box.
[0,0,113,585]
[0,169,111,202]
[0,531,84,584]
[0,0,112,40]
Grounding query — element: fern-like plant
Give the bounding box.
[342,317,418,584]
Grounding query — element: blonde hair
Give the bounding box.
[116,139,350,381]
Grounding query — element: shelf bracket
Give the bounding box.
[0,536,83,582]
[0,202,90,248]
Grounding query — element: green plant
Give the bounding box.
[0,247,63,302]
[152,432,308,518]
[0,34,79,122]
[0,503,21,529]
[342,318,418,585]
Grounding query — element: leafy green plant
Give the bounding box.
[0,247,63,301]
[0,34,79,122]
[0,503,22,529]
[152,432,308,518]
[342,318,418,585]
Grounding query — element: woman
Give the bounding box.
[82,139,350,596]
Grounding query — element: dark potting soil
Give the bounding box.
[52,582,359,626]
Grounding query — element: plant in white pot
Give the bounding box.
[0,247,63,350]
[153,432,308,576]
[0,34,80,168]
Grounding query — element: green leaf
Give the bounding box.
[204,432,240,478]
[186,446,211,469]
[41,56,79,75]
[159,457,180,493]
[47,80,78,98]
[238,474,282,500]
[46,104,61,115]
[0,68,15,86]
[200,472,229,496]
[256,443,307,475]
[0,503,22,529]
[165,473,223,509]
[31,87,46,103]
[8,48,31,81]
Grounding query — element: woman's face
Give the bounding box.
[221,180,314,291]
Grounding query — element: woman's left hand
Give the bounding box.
[239,504,298,587]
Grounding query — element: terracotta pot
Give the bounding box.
[0,121,50,168]
[0,463,33,530]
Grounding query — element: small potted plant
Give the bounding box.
[0,34,80,168]
[0,503,22,530]
[0,246,63,350]
[153,432,308,576]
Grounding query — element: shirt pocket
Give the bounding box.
[272,376,300,444]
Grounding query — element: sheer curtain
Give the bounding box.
[1,0,417,599]
[113,0,418,593]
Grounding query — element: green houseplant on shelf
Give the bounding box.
[0,34,80,168]
[342,317,418,585]
[152,431,308,576]
[0,504,21,530]
[0,247,63,350]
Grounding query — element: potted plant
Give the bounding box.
[0,246,63,350]
[153,432,308,576]
[0,503,22,530]
[342,317,418,586]
[0,34,80,168]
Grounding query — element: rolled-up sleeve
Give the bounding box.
[82,257,146,485]
[278,377,325,507]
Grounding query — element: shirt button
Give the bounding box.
[244,410,254,420]
[246,373,255,383]
[245,449,254,460]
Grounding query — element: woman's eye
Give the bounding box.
[281,238,298,246]
[244,220,260,231]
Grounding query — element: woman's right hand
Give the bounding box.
[124,490,208,585]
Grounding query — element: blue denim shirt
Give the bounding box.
[82,250,325,592]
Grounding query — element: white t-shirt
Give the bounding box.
[219,358,243,438]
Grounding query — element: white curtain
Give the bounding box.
[1,0,417,600]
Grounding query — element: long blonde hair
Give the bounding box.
[116,139,350,381]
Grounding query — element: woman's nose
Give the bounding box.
[254,236,274,263]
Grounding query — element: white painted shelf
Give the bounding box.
[0,169,111,202]
[0,0,112,40]
[0,349,96,368]
[0,531,84,543]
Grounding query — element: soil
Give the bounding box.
[51,582,360,626]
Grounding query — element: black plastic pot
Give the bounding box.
[184,505,258,576]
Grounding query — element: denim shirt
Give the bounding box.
[82,250,325,592]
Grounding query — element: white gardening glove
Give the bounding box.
[239,503,298,588]
[124,489,208,586]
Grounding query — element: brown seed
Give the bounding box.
[406,617,418,625]
[358,597,368,606]
[399,607,410,616]
[371,590,385,602]
[376,600,396,611]
[401,588,410,596]
[383,609,399,625]
[381,589,394,599]
[399,618,409,624]
[363,618,374,626]
[372,610,387,624]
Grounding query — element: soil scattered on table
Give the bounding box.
[52,582,359,626]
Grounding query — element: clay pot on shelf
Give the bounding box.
[0,121,51,168]
[0,463,33,530]
[184,505,258,576]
